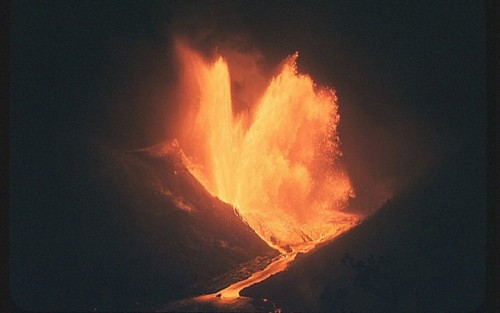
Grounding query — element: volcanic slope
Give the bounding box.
[242,142,487,312]
[81,140,278,310]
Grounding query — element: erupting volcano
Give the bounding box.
[173,42,359,253]
[11,2,486,311]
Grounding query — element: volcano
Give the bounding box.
[9,1,489,312]
[81,126,360,312]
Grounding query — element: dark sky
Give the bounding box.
[9,0,489,311]
[10,0,488,147]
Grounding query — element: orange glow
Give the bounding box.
[175,42,357,252]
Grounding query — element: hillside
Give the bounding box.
[242,143,487,312]
[10,140,277,311]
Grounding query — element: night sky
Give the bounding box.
[9,1,491,311]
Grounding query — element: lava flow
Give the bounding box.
[176,42,358,254]
[200,221,356,301]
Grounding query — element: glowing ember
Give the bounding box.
[175,42,356,252]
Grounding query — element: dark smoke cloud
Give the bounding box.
[97,1,477,215]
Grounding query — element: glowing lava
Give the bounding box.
[176,42,356,252]
[208,225,355,300]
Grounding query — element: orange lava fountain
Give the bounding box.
[176,42,357,252]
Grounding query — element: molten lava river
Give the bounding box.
[168,43,362,305]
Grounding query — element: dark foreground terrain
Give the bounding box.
[243,142,488,312]
[10,140,277,311]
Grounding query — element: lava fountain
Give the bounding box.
[175,42,358,254]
